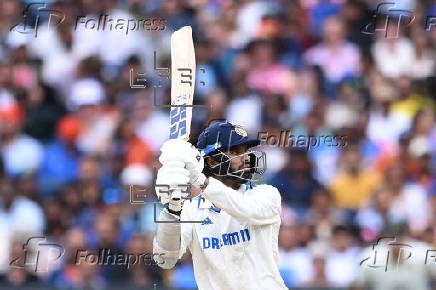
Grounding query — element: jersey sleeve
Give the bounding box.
[153,208,193,269]
[178,206,194,259]
[201,177,282,225]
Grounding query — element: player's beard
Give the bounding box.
[229,161,254,182]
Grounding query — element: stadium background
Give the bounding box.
[0,0,435,289]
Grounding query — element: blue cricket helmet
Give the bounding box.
[197,121,260,156]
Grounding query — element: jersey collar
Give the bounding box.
[238,181,253,191]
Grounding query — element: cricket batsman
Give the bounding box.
[153,121,288,290]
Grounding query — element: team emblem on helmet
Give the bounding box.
[229,122,248,137]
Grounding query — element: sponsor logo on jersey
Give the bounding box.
[202,229,250,249]
[201,217,212,225]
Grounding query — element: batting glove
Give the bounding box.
[155,164,190,213]
[159,139,206,188]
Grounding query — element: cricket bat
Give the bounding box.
[169,26,196,199]
[169,26,195,140]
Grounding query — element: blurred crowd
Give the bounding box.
[0,0,435,289]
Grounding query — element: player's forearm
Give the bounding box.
[153,208,182,269]
[201,177,281,225]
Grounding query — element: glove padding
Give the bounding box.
[155,163,190,212]
[159,139,205,187]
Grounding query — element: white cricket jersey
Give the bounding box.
[178,177,288,290]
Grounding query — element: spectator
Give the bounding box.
[305,254,329,287]
[0,106,43,177]
[330,146,381,213]
[307,188,346,242]
[386,166,432,237]
[304,16,361,97]
[410,31,435,80]
[246,39,296,98]
[355,186,403,242]
[38,115,82,196]
[366,77,411,152]
[325,225,359,287]
[278,225,314,287]
[269,148,322,210]
[372,21,415,79]
[22,82,66,142]
[124,234,163,287]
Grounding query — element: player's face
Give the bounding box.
[205,144,265,183]
[225,145,252,175]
